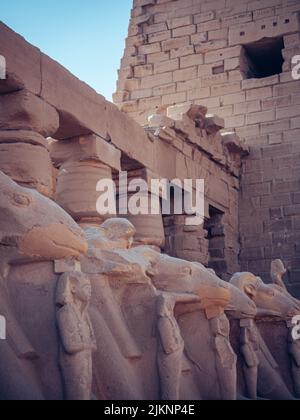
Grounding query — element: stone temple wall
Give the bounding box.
[0,22,246,280]
[1,19,300,402]
[115,0,300,295]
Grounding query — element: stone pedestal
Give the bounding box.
[116,168,166,249]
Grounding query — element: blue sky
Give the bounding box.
[0,0,132,100]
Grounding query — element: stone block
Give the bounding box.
[141,72,173,89]
[208,28,228,41]
[246,110,275,125]
[0,142,54,197]
[162,92,187,106]
[120,192,165,249]
[221,92,245,106]
[196,20,221,32]
[204,115,225,134]
[0,22,41,94]
[211,81,241,97]
[195,40,227,54]
[167,103,193,120]
[148,114,174,128]
[0,130,47,148]
[173,25,196,38]
[167,16,193,30]
[162,36,190,51]
[246,86,272,101]
[242,75,279,90]
[153,83,176,96]
[194,11,215,24]
[154,59,179,74]
[138,42,161,55]
[191,32,208,45]
[173,67,198,82]
[54,259,81,274]
[148,30,171,44]
[170,45,195,59]
[49,134,121,171]
[229,13,299,46]
[0,90,59,137]
[204,45,241,64]
[180,54,204,68]
[55,161,112,221]
[134,64,153,78]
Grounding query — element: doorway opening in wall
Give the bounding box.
[204,205,226,279]
[241,37,284,79]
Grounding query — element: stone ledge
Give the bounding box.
[0,22,154,171]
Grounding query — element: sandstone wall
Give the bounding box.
[0,22,244,279]
[145,116,247,279]
[115,0,300,294]
[1,18,300,403]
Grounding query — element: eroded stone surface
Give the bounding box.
[0,90,59,137]
[0,142,54,197]
[115,0,300,294]
[49,135,121,171]
[0,9,300,400]
[0,171,87,261]
[0,130,48,148]
[0,183,299,400]
[56,272,96,400]
[55,161,113,222]
[230,271,300,400]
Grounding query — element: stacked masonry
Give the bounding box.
[0,22,246,280]
[115,0,300,295]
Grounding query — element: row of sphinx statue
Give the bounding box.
[0,170,299,400]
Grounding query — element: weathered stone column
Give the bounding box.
[50,134,121,225]
[123,192,165,249]
[0,90,59,197]
[117,168,166,250]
